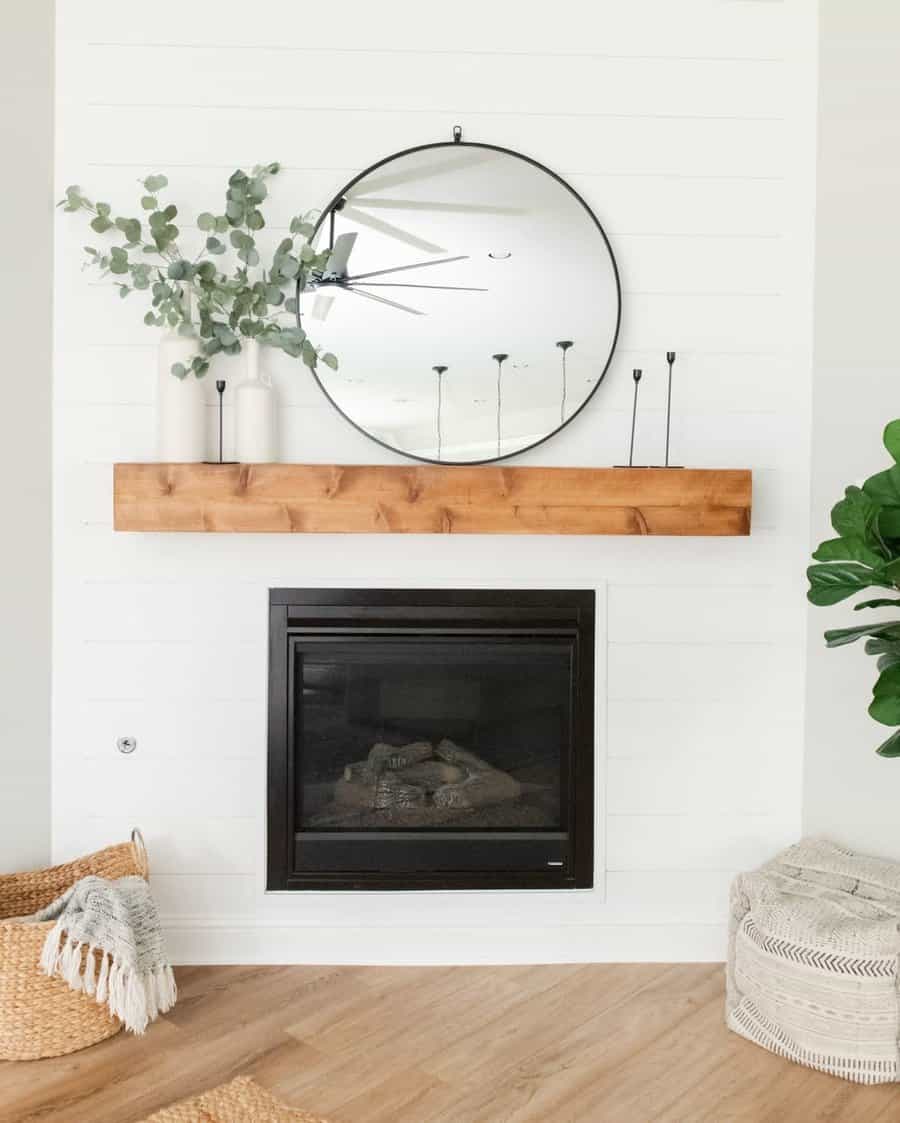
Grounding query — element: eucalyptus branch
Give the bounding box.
[60,163,339,379]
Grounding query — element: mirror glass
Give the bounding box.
[300,143,620,464]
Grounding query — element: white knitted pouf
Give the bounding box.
[727,838,900,1084]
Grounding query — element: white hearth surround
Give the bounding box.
[52,1,818,963]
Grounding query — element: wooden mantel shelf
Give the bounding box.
[113,463,751,536]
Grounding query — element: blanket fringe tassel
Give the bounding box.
[40,923,177,1034]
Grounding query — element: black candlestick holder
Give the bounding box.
[652,350,683,468]
[204,378,237,465]
[615,368,650,467]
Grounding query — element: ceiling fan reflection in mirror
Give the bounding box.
[296,128,620,465]
[302,174,512,320]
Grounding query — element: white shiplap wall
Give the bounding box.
[54,0,817,963]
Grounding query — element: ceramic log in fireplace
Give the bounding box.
[267,589,595,890]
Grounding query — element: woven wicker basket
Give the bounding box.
[0,830,149,1061]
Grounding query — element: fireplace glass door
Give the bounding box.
[268,590,594,890]
[297,640,569,832]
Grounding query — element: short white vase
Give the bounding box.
[234,338,276,463]
[156,331,207,462]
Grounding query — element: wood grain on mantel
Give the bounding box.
[113,463,751,535]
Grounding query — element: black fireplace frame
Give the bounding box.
[267,588,595,891]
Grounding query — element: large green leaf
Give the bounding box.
[881,557,900,583]
[807,562,892,606]
[830,486,883,547]
[884,420,900,463]
[877,508,900,538]
[869,664,900,725]
[855,597,900,611]
[864,464,900,508]
[813,537,885,569]
[876,729,900,756]
[824,621,900,648]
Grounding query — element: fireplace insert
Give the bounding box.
[267,589,594,890]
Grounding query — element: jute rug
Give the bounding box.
[138,1075,332,1122]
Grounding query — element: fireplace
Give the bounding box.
[267,589,595,890]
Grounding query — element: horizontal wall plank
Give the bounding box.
[607,756,784,816]
[607,813,797,871]
[607,699,802,759]
[60,166,788,237]
[608,583,795,643]
[85,48,785,121]
[64,0,785,59]
[52,755,257,819]
[51,697,264,761]
[53,815,256,875]
[74,106,785,181]
[56,400,793,477]
[608,640,799,703]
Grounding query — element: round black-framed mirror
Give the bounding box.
[298,138,621,465]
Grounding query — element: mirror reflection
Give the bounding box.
[300,143,620,463]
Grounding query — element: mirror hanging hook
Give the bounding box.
[452,125,463,143]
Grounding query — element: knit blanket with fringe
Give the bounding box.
[32,874,176,1034]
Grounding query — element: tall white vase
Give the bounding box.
[156,331,207,462]
[234,338,277,463]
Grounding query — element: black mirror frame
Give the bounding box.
[296,137,622,466]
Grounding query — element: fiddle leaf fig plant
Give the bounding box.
[808,419,900,756]
[59,163,338,379]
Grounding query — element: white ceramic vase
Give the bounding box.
[234,338,276,462]
[156,331,207,462]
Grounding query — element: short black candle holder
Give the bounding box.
[204,378,238,465]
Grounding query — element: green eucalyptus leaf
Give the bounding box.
[143,311,156,325]
[143,174,168,192]
[171,361,187,379]
[205,236,225,255]
[247,209,265,230]
[246,178,268,204]
[197,212,216,231]
[141,195,157,210]
[90,216,112,233]
[321,352,339,370]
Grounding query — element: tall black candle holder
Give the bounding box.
[204,378,237,465]
[652,350,683,468]
[615,368,649,467]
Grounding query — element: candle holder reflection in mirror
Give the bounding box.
[432,365,448,461]
[556,340,574,424]
[296,133,620,465]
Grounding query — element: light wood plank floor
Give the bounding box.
[3,964,900,1122]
